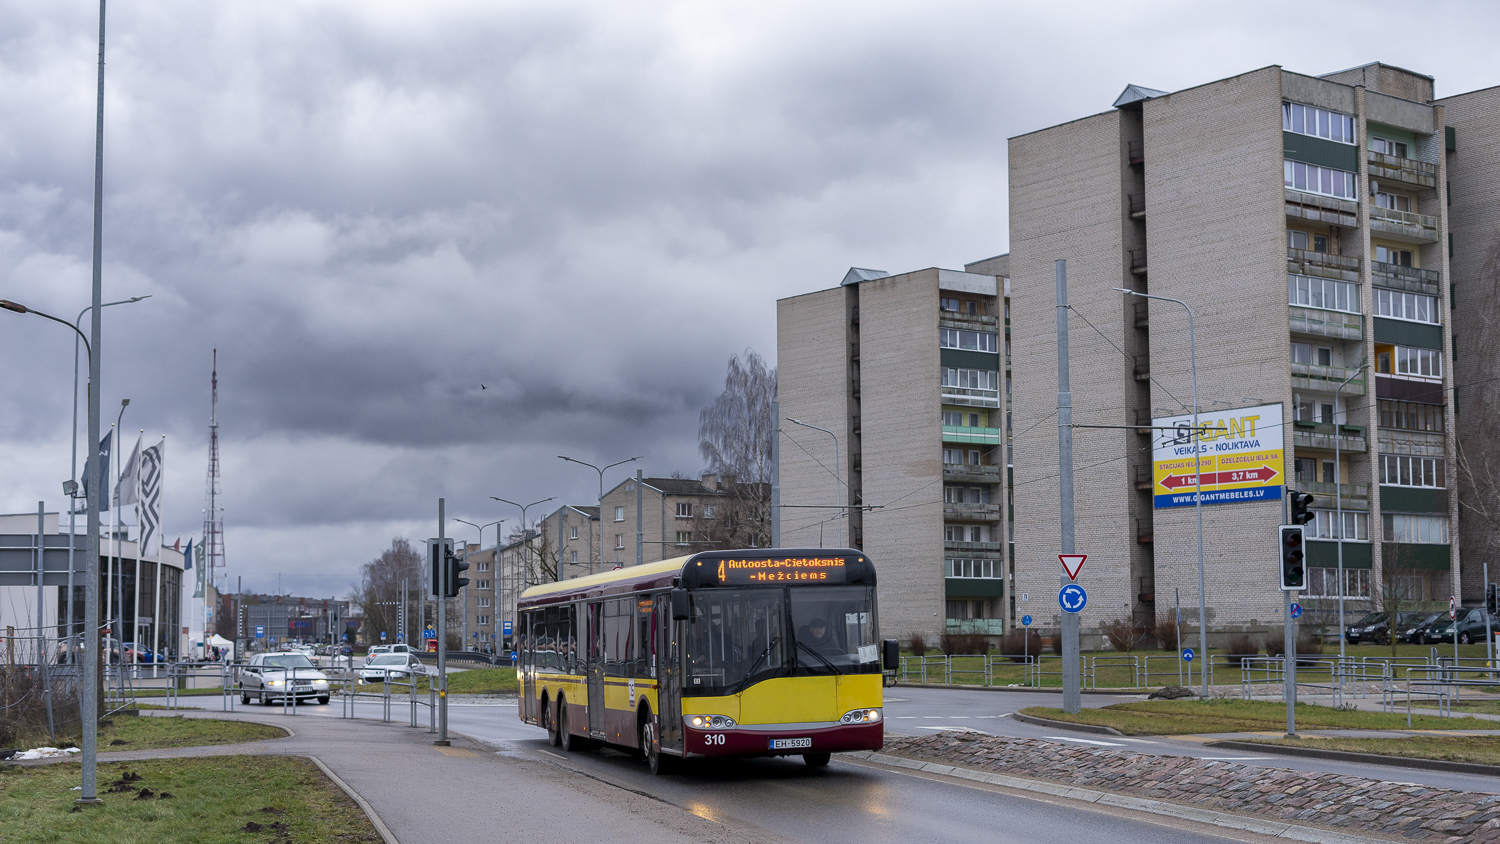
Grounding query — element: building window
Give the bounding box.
[1394,346,1442,378]
[1284,160,1356,199]
[675,502,693,518]
[570,526,579,540]
[615,534,624,549]
[1373,191,1412,212]
[969,449,981,465]
[940,328,998,352]
[1288,274,1359,313]
[570,551,578,564]
[943,485,990,504]
[1283,102,1355,144]
[1378,400,1444,432]
[1291,342,1333,366]
[945,558,1001,578]
[1374,288,1438,324]
[940,297,961,312]
[478,597,491,608]
[675,531,692,546]
[1286,230,1329,253]
[704,505,716,518]
[1375,245,1413,266]
[477,580,489,590]
[942,448,963,464]
[1308,509,1368,540]
[1383,512,1449,543]
[478,615,489,626]
[1306,568,1370,598]
[942,410,963,426]
[1370,136,1408,158]
[477,561,489,572]
[941,368,998,391]
[1380,455,1445,488]
[614,506,625,522]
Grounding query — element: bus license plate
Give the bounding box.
[770,737,812,750]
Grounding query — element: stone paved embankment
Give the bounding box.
[885,733,1500,843]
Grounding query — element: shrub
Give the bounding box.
[1153,610,1181,652]
[907,632,929,657]
[1264,638,1285,658]
[1223,633,1261,666]
[938,633,990,656]
[1297,633,1324,655]
[997,629,1043,662]
[1045,635,1063,656]
[1102,618,1147,652]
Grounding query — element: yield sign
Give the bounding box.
[1059,554,1086,581]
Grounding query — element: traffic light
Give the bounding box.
[427,538,454,598]
[444,548,470,598]
[1487,582,1498,616]
[1287,488,1316,526]
[1279,525,1306,591]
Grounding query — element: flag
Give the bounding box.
[194,542,206,598]
[138,439,164,556]
[82,431,111,513]
[182,538,192,570]
[173,538,181,553]
[115,434,142,507]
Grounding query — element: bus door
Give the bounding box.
[586,601,606,737]
[655,594,682,751]
[521,612,537,724]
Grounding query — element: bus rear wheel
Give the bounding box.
[542,697,560,746]
[559,699,588,752]
[802,752,831,768]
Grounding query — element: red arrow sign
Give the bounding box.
[1059,554,1086,580]
[1158,465,1280,490]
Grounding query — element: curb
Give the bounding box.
[846,751,1390,844]
[895,682,1149,696]
[1010,711,1125,736]
[1205,740,1500,777]
[308,756,399,844]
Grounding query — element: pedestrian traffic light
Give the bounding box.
[1487,582,1498,616]
[1279,525,1306,591]
[1287,488,1316,526]
[444,549,470,598]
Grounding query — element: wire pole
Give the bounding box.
[1334,364,1366,663]
[1057,260,1080,714]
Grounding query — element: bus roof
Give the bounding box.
[517,548,869,608]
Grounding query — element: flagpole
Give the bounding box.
[150,437,163,667]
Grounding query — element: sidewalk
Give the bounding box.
[73,708,756,844]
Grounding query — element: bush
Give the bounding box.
[997,629,1043,662]
[907,632,929,657]
[1102,618,1147,652]
[939,633,990,656]
[1045,635,1063,656]
[1297,633,1324,655]
[1153,610,1181,651]
[1223,633,1261,666]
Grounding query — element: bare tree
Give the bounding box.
[698,350,776,548]
[349,537,424,645]
[507,523,557,585]
[1379,547,1430,659]
[1454,229,1500,599]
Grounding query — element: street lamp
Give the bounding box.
[1115,288,1207,698]
[490,496,554,632]
[453,518,501,652]
[1333,363,1367,662]
[786,418,841,548]
[557,455,640,574]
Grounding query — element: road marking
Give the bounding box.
[1115,738,1157,744]
[896,716,915,719]
[536,749,565,760]
[1042,735,1126,747]
[1198,756,1270,761]
[916,726,991,735]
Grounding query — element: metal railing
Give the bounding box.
[1369,206,1439,242]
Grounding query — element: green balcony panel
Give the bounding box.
[1284,132,1360,172]
[1306,540,1372,569]
[1379,486,1448,513]
[941,348,1000,370]
[1381,543,1451,571]
[1372,317,1443,350]
[942,425,1001,444]
[945,578,1005,598]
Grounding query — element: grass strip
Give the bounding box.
[1243,734,1500,766]
[413,667,517,695]
[0,756,381,843]
[1020,698,1497,735]
[17,715,284,754]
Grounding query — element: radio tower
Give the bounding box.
[203,350,226,595]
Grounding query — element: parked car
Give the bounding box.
[357,653,428,685]
[239,652,332,705]
[122,642,166,664]
[1415,612,1465,644]
[1343,612,1387,645]
[1397,612,1444,644]
[362,643,411,665]
[1423,607,1496,645]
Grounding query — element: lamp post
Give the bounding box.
[490,496,554,630]
[557,455,640,574]
[786,418,841,547]
[1115,288,1206,698]
[1333,363,1367,662]
[453,518,501,652]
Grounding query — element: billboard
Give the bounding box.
[1152,402,1284,508]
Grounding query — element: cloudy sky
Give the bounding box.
[2,1,1497,599]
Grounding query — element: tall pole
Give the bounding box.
[1333,364,1365,663]
[770,400,781,547]
[436,499,448,745]
[557,455,639,575]
[79,0,108,804]
[636,470,644,566]
[1057,260,1080,714]
[787,418,840,547]
[1118,288,1205,697]
[491,497,554,587]
[453,519,500,651]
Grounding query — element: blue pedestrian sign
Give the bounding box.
[1182,647,1195,662]
[1021,615,1033,627]
[502,620,513,635]
[1058,584,1087,613]
[1289,603,1302,619]
[255,626,265,639]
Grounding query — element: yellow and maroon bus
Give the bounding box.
[516,549,890,773]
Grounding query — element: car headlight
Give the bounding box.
[267,680,283,687]
[688,715,736,729]
[841,708,881,724]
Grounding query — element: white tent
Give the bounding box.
[207,634,234,660]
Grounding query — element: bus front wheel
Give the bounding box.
[802,752,831,768]
[641,713,672,775]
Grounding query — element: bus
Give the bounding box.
[515,549,893,774]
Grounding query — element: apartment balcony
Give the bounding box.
[1127,193,1145,219]
[943,539,1003,555]
[942,388,1000,409]
[1286,189,1357,228]
[1367,150,1438,190]
[1288,306,1363,341]
[939,310,999,330]
[943,463,1001,484]
[1127,140,1144,165]
[1290,362,1366,395]
[1136,517,1153,544]
[1132,300,1148,328]
[1299,481,1370,510]
[942,425,1000,445]
[1291,421,1367,453]
[1372,261,1441,296]
[943,502,1000,521]
[1286,248,1359,283]
[1129,249,1147,275]
[1369,206,1439,244]
[945,618,1006,635]
[1133,354,1150,381]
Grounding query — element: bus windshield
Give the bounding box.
[685,585,877,693]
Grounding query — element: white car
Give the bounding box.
[239,652,332,705]
[363,643,411,665]
[357,653,428,684]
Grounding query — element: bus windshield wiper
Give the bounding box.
[743,637,780,679]
[796,640,842,675]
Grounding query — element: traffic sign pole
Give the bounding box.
[1055,259,1081,716]
[436,499,449,746]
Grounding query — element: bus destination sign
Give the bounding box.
[716,557,848,584]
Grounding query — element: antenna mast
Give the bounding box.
[203,350,226,594]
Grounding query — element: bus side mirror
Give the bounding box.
[670,589,690,621]
[882,639,899,670]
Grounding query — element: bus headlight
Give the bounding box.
[688,715,736,729]
[841,708,881,724]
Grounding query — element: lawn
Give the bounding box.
[1243,734,1500,766]
[0,756,381,843]
[18,714,285,754]
[419,667,517,695]
[1019,698,1497,735]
